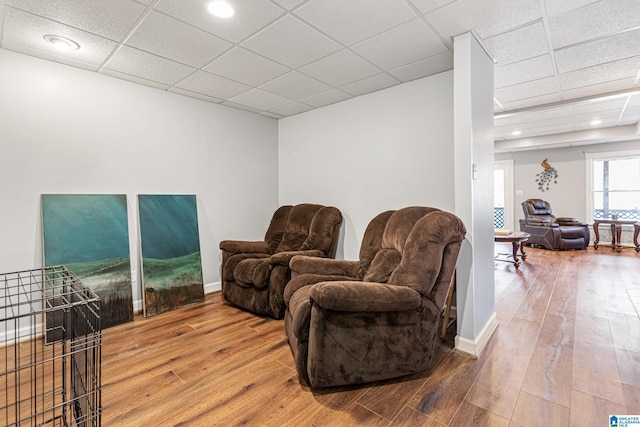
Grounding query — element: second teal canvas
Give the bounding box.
[138,194,204,317]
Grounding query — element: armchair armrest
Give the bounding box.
[290,256,360,277]
[556,217,586,226]
[524,218,559,227]
[270,250,325,267]
[220,240,269,255]
[309,281,422,312]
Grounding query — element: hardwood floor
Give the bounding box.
[98,246,640,426]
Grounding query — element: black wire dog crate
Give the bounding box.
[1,266,101,426]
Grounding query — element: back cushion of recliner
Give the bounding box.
[381,207,438,253]
[265,205,293,254]
[362,248,402,283]
[363,207,438,284]
[300,206,342,254]
[276,204,322,252]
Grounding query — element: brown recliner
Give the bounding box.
[220,204,342,319]
[519,199,590,250]
[283,207,466,388]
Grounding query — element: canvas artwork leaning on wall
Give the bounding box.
[137,194,204,317]
[41,194,134,328]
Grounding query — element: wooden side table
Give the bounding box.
[494,231,530,268]
[593,218,638,252]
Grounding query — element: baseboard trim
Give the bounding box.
[204,281,221,294]
[454,311,498,357]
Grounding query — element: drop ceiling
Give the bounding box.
[1,0,639,152]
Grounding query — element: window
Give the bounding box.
[586,151,640,221]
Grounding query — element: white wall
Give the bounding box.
[495,140,639,216]
[278,72,455,259]
[0,49,279,307]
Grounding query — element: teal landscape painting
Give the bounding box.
[138,194,204,317]
[41,194,134,328]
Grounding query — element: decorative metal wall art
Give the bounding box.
[535,159,558,191]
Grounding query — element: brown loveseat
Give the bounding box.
[220,204,342,319]
[519,199,589,250]
[283,207,465,388]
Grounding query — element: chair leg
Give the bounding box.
[440,272,456,340]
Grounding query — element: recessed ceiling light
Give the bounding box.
[589,119,603,126]
[43,34,80,51]
[208,1,234,18]
[511,130,522,136]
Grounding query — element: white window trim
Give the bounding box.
[585,149,640,223]
[494,159,514,230]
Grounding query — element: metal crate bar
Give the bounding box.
[1,266,101,427]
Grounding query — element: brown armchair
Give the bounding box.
[283,207,466,388]
[220,204,342,319]
[519,199,590,250]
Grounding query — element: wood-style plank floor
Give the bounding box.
[101,246,640,426]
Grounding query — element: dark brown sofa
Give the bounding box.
[220,204,342,319]
[283,206,466,388]
[519,199,589,250]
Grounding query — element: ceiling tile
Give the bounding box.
[228,88,292,110]
[126,10,232,68]
[559,57,640,91]
[554,28,640,73]
[574,116,619,131]
[627,95,640,107]
[387,51,453,82]
[424,0,542,40]
[500,92,562,110]
[521,107,573,123]
[618,105,640,123]
[154,0,284,44]
[295,0,417,46]
[269,102,314,116]
[571,99,627,115]
[543,0,599,17]
[352,19,448,70]
[299,89,353,108]
[221,100,263,114]
[494,55,554,89]
[204,47,290,86]
[495,76,558,104]
[5,0,146,40]
[241,15,341,68]
[269,0,306,10]
[494,114,529,127]
[259,71,332,100]
[2,7,118,66]
[101,68,170,89]
[548,0,640,49]
[299,49,380,87]
[562,78,637,101]
[526,115,577,129]
[339,73,400,96]
[573,108,623,123]
[407,0,458,14]
[168,87,224,103]
[535,124,575,135]
[103,45,196,85]
[176,70,252,100]
[483,22,549,66]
